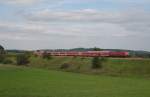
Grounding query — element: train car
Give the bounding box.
[34,50,129,57]
[109,51,129,57]
[67,51,78,56]
[34,50,45,57]
[87,51,110,57]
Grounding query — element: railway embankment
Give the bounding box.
[29,56,150,77]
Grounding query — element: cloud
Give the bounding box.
[0,0,66,5]
[23,9,150,35]
[0,0,40,5]
[24,9,150,23]
[0,21,85,41]
[0,0,150,50]
[1,8,150,41]
[24,9,104,22]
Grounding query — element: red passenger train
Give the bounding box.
[34,50,129,57]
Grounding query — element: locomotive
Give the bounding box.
[34,50,129,57]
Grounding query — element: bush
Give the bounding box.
[2,59,13,64]
[16,53,30,66]
[60,63,70,69]
[0,45,5,54]
[42,54,52,60]
[0,54,5,63]
[0,45,5,63]
[92,57,101,69]
[91,57,106,69]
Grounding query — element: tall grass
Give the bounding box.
[28,56,150,77]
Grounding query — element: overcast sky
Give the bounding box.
[0,0,150,51]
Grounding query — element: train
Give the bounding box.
[34,50,129,57]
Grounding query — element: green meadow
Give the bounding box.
[0,64,150,97]
[1,55,150,97]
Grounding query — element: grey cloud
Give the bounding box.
[0,0,65,5]
[24,9,150,24]
[0,21,131,36]
[0,0,40,5]
[23,9,150,36]
[1,7,150,50]
[0,21,85,41]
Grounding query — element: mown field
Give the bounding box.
[0,64,150,97]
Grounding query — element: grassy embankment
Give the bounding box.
[5,52,150,77]
[0,64,150,97]
[28,56,150,77]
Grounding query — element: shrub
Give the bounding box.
[0,54,5,63]
[92,57,101,69]
[0,45,5,63]
[91,47,106,69]
[91,57,107,69]
[16,53,30,66]
[0,45,5,54]
[3,59,13,64]
[60,63,70,69]
[42,53,52,60]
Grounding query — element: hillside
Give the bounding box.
[29,56,150,77]
[2,50,150,77]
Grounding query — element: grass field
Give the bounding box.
[0,64,150,97]
[29,56,150,77]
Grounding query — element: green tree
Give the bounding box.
[92,57,101,69]
[93,47,101,51]
[0,45,4,54]
[91,47,106,69]
[0,45,5,63]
